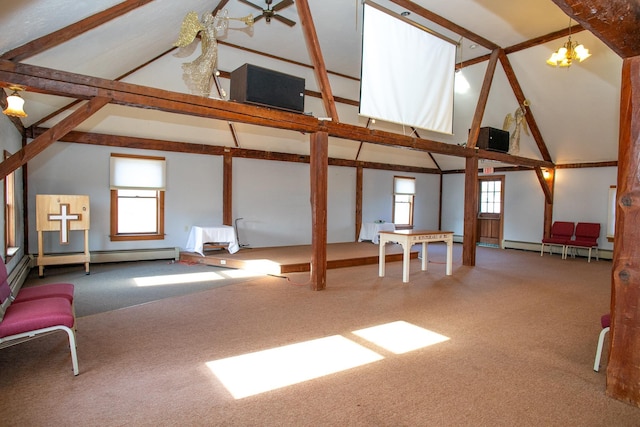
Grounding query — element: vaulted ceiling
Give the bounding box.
[0,0,637,172]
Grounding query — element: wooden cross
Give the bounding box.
[47,203,82,244]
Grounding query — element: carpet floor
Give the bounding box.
[1,245,638,426]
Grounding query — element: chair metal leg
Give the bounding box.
[594,326,610,372]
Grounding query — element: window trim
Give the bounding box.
[109,153,166,242]
[393,175,416,229]
[4,150,17,258]
[110,189,165,241]
[478,175,505,216]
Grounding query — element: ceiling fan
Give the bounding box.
[238,0,296,26]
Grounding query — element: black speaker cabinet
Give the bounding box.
[230,64,305,113]
[477,127,510,153]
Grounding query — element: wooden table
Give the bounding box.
[378,230,453,283]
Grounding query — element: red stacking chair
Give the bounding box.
[567,222,601,262]
[541,221,574,259]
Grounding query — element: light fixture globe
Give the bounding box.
[3,86,27,118]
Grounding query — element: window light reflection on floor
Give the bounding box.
[206,335,384,399]
[352,320,450,354]
[206,322,450,399]
[133,271,225,287]
[222,268,266,279]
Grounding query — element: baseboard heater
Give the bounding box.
[9,255,32,295]
[31,247,179,267]
[503,240,612,260]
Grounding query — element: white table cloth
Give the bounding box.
[358,222,396,244]
[185,225,239,256]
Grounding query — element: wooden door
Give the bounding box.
[477,176,505,247]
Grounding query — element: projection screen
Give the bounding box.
[359,3,456,134]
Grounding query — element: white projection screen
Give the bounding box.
[360,3,456,134]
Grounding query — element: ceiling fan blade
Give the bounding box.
[238,0,264,11]
[252,13,265,22]
[274,14,296,27]
[271,0,294,12]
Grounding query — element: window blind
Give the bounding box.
[110,155,166,190]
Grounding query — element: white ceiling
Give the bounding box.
[0,0,623,171]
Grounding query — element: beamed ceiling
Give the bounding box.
[0,0,638,175]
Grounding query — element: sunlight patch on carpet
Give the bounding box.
[206,335,384,399]
[221,269,265,279]
[133,271,226,286]
[352,321,450,354]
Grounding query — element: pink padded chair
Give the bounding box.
[567,222,601,262]
[0,263,78,375]
[541,221,574,259]
[594,313,611,372]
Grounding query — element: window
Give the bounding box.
[4,151,17,258]
[479,179,502,214]
[110,154,165,241]
[393,176,415,228]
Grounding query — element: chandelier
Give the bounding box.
[546,20,591,68]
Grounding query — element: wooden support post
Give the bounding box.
[310,132,328,291]
[223,150,232,226]
[607,55,640,407]
[540,168,555,238]
[462,155,479,266]
[355,165,363,241]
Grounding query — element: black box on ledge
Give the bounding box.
[477,127,510,153]
[230,64,305,113]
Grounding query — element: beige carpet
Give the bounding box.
[1,245,637,426]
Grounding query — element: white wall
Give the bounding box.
[441,173,465,236]
[233,160,357,247]
[553,167,616,252]
[20,135,620,256]
[27,142,223,254]
[503,170,545,243]
[441,167,616,252]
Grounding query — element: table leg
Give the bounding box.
[446,238,453,275]
[421,242,429,271]
[378,238,386,277]
[402,241,410,283]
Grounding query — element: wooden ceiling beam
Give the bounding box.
[34,128,441,175]
[468,49,500,149]
[0,96,110,180]
[296,0,339,121]
[388,0,500,50]
[0,59,555,169]
[551,0,640,58]
[499,50,553,163]
[0,0,155,62]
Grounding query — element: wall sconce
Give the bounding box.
[3,86,27,118]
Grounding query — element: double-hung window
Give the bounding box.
[110,154,165,241]
[393,176,416,228]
